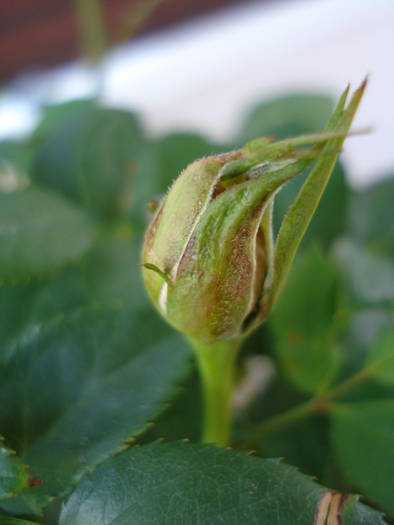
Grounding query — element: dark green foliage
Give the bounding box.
[0,518,40,525]
[347,176,394,257]
[0,308,190,502]
[0,91,392,524]
[270,246,343,394]
[60,442,384,525]
[0,187,98,281]
[273,162,348,248]
[31,105,144,219]
[0,441,29,501]
[237,94,334,142]
[332,401,394,514]
[0,141,32,183]
[0,236,191,514]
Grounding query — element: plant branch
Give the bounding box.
[248,362,376,443]
[74,0,107,62]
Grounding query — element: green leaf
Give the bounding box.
[0,439,29,501]
[0,234,142,366]
[0,517,40,525]
[274,162,348,247]
[237,341,336,484]
[0,268,88,365]
[349,309,392,352]
[254,412,332,482]
[81,234,147,309]
[32,100,96,145]
[60,441,384,525]
[238,94,334,143]
[333,237,394,305]
[0,232,143,356]
[331,400,394,515]
[270,247,342,394]
[0,141,32,194]
[0,186,98,281]
[336,308,392,385]
[0,238,191,512]
[0,308,190,508]
[139,368,202,444]
[366,327,394,386]
[348,176,394,258]
[130,132,222,229]
[32,107,144,219]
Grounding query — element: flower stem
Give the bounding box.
[74,0,107,62]
[189,338,241,447]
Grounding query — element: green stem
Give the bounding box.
[250,364,375,442]
[326,365,374,400]
[254,399,321,437]
[189,338,241,447]
[74,0,107,62]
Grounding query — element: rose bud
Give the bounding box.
[142,80,366,345]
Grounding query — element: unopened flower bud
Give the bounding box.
[142,138,317,343]
[141,80,366,345]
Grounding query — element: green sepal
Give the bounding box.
[266,79,367,313]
